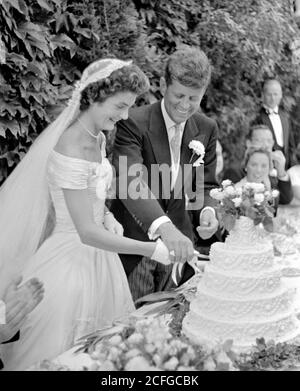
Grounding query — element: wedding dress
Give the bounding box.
[1,145,135,370]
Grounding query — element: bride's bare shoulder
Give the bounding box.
[53,126,82,158]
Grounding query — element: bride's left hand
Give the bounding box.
[104,212,124,236]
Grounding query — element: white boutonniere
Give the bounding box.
[188,140,205,167]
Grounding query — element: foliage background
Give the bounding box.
[0,0,300,182]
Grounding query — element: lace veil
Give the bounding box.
[0,58,131,296]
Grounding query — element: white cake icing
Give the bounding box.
[183,216,300,347]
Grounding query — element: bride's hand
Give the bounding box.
[104,212,124,236]
[150,239,173,265]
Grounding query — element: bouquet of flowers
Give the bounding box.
[209,180,279,231]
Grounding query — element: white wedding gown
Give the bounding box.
[1,149,135,370]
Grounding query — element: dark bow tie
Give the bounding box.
[265,108,279,115]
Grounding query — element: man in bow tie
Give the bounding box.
[111,47,220,301]
[254,78,296,169]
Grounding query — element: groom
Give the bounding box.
[111,47,219,301]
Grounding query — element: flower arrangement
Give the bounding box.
[86,316,237,371]
[209,180,279,231]
[88,317,198,371]
[188,140,205,167]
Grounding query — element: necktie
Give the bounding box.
[170,124,181,164]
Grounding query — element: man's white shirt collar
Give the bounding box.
[264,104,279,115]
[161,99,186,133]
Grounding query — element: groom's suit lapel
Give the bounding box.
[148,102,171,166]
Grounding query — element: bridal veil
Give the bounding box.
[0,58,131,296]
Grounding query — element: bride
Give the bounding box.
[0,58,171,370]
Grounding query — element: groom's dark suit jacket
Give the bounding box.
[111,101,219,277]
[254,107,296,169]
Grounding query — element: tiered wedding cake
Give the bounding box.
[183,216,300,348]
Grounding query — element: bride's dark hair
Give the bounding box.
[79,64,149,111]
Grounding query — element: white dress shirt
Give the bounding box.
[265,105,284,147]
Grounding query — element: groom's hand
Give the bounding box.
[197,209,219,240]
[157,222,194,264]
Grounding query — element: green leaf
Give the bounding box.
[4,0,25,15]
[26,62,46,78]
[74,27,92,39]
[135,290,179,305]
[27,36,51,57]
[222,213,236,231]
[0,119,20,137]
[5,52,28,68]
[36,0,53,12]
[22,40,34,58]
[55,14,66,33]
[0,99,18,116]
[262,216,274,232]
[49,33,76,53]
[142,296,184,316]
[19,21,43,33]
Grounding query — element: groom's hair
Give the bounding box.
[164,47,211,90]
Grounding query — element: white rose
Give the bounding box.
[108,335,122,346]
[125,356,152,371]
[232,197,242,207]
[209,188,222,200]
[221,179,232,188]
[127,332,144,345]
[177,365,196,371]
[125,348,142,360]
[224,185,236,196]
[163,357,179,371]
[144,343,156,354]
[271,189,279,198]
[203,356,217,371]
[107,346,121,361]
[88,362,100,371]
[254,193,264,204]
[235,187,243,196]
[153,353,162,367]
[264,190,271,198]
[186,346,196,360]
[188,140,205,155]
